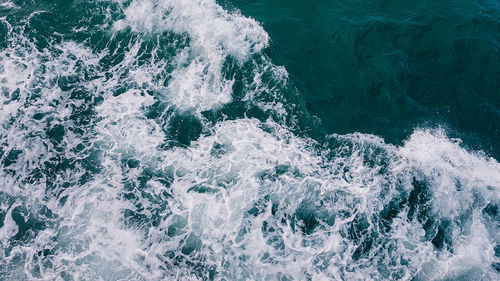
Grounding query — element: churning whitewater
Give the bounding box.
[0,0,499,280]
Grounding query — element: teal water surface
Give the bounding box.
[230,0,500,158]
[0,0,499,280]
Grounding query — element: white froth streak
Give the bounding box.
[0,202,20,247]
[400,129,500,188]
[113,0,269,113]
[96,89,164,156]
[0,1,17,9]
[0,24,156,278]
[393,129,500,280]
[399,129,500,218]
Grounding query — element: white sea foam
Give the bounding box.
[0,1,17,10]
[0,202,19,246]
[113,0,269,113]
[96,89,164,156]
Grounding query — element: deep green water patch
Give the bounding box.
[231,0,500,159]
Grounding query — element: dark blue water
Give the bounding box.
[0,0,499,280]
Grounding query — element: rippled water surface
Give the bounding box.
[0,0,499,280]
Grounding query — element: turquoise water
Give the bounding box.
[231,0,500,157]
[0,0,499,280]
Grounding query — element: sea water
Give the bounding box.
[0,0,499,280]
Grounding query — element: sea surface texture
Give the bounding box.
[0,0,499,280]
